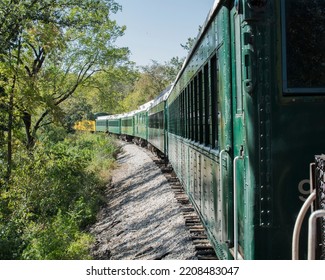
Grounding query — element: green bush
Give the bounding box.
[0,132,119,259]
[22,211,94,260]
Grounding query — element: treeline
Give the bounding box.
[0,0,127,259]
[0,0,193,259]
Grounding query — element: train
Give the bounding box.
[77,0,325,259]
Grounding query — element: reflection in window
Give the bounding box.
[283,0,325,92]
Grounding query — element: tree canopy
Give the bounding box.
[0,0,132,179]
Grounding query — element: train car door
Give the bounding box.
[230,3,247,260]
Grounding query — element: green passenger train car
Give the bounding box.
[148,86,172,154]
[134,100,153,144]
[167,0,325,259]
[108,115,121,135]
[121,112,135,138]
[95,116,109,132]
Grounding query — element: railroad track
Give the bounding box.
[153,158,218,260]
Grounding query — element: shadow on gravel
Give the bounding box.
[91,141,196,260]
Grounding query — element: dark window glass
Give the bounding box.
[187,83,193,139]
[109,120,119,127]
[180,91,185,137]
[194,76,198,142]
[122,118,133,127]
[149,111,164,129]
[185,86,191,139]
[204,63,210,146]
[283,0,325,92]
[190,82,194,141]
[198,71,203,144]
[210,54,218,149]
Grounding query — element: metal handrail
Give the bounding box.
[219,148,229,242]
[309,163,315,213]
[219,149,227,194]
[233,154,243,260]
[308,210,325,260]
[292,190,316,260]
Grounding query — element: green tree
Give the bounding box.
[79,64,139,115]
[0,0,129,178]
[120,60,173,111]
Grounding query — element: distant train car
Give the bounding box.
[107,114,122,135]
[73,120,95,132]
[134,100,153,146]
[148,86,172,156]
[120,111,136,141]
[95,115,110,133]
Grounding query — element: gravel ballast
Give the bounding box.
[90,141,197,260]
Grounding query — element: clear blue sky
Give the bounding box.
[112,0,216,66]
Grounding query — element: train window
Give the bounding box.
[181,90,185,137]
[198,71,203,144]
[188,83,194,140]
[176,96,179,135]
[188,84,192,140]
[203,63,211,146]
[204,63,210,146]
[184,90,188,138]
[210,54,218,149]
[282,0,325,94]
[190,80,196,141]
[194,76,199,142]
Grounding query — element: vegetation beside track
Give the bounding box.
[0,132,119,259]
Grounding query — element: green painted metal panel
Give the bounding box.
[108,119,121,134]
[134,111,148,140]
[121,116,134,136]
[148,102,165,152]
[167,3,232,260]
[96,119,108,132]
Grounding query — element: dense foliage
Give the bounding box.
[0,0,195,260]
[0,0,130,180]
[0,132,119,259]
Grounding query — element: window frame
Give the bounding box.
[281,0,325,95]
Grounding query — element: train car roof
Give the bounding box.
[138,100,154,111]
[149,84,173,108]
[173,0,221,86]
[96,115,111,120]
[97,114,124,120]
[121,109,139,118]
[108,114,123,120]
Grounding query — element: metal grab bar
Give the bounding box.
[308,210,325,260]
[219,148,230,242]
[233,153,243,260]
[309,163,315,213]
[292,190,316,260]
[219,149,228,193]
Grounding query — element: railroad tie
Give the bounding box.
[153,156,218,260]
